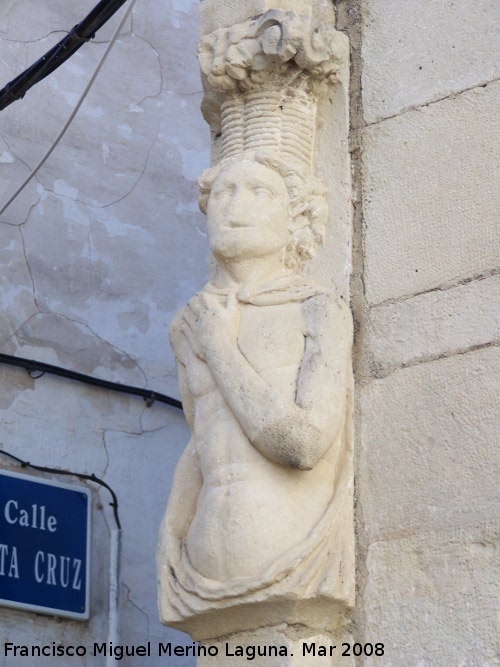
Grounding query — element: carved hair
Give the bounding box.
[198,152,328,268]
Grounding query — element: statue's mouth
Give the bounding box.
[226,221,253,229]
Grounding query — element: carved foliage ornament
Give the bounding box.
[198,9,348,94]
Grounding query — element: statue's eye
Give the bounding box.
[254,187,274,198]
[212,190,230,199]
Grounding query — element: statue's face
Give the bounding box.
[207,160,290,262]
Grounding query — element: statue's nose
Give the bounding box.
[225,187,246,213]
[224,190,252,227]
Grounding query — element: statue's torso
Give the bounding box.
[175,296,337,582]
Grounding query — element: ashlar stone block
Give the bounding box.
[362,0,500,124]
[367,274,500,373]
[363,521,499,666]
[363,81,500,305]
[359,346,500,544]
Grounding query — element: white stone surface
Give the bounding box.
[159,63,353,647]
[363,520,499,666]
[367,274,500,373]
[361,0,500,124]
[359,346,500,545]
[363,81,500,305]
[199,627,353,666]
[157,1,354,646]
[356,1,499,664]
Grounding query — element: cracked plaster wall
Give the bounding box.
[336,0,499,664]
[0,1,205,664]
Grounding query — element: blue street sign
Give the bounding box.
[0,470,91,620]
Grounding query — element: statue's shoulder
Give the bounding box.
[168,301,194,362]
[301,287,353,336]
[169,306,186,337]
[300,284,350,314]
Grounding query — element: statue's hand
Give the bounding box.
[181,291,240,361]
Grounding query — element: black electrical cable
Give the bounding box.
[0,353,182,410]
[0,449,121,530]
[0,0,130,111]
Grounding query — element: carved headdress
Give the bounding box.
[198,9,348,170]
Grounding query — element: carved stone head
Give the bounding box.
[198,151,327,269]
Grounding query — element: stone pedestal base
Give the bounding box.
[198,626,354,667]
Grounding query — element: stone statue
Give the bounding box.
[157,5,353,645]
[157,151,353,639]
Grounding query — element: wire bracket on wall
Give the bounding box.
[0,353,183,411]
[0,0,138,217]
[0,448,121,530]
[0,0,131,111]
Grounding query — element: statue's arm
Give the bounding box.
[158,312,201,557]
[169,311,195,430]
[201,294,352,470]
[293,296,352,463]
